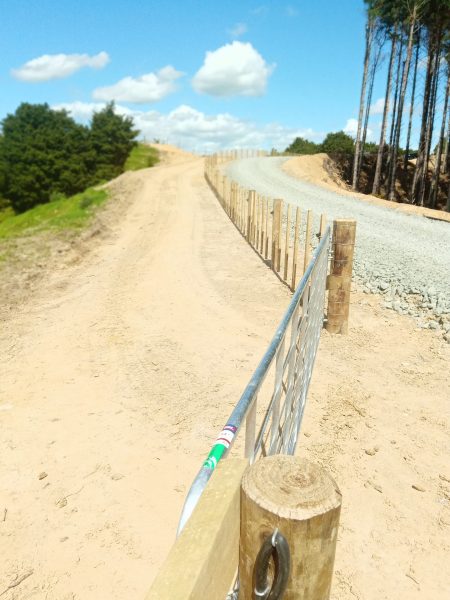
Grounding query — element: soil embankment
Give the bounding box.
[283,153,450,222]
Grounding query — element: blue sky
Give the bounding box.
[1,0,383,151]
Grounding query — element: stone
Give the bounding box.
[412,484,426,492]
[365,446,379,456]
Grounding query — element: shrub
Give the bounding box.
[286,137,320,155]
[321,131,355,155]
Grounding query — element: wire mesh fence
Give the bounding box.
[178,225,331,534]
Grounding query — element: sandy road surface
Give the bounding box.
[0,153,291,599]
[1,151,449,600]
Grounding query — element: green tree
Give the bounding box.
[285,137,320,155]
[90,102,138,181]
[321,131,355,155]
[0,135,7,200]
[1,103,94,212]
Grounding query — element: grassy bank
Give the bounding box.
[125,143,159,171]
[0,188,108,241]
[0,144,158,242]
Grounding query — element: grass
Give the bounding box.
[125,143,159,171]
[0,188,108,240]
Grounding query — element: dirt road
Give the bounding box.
[1,150,449,599]
[0,151,291,599]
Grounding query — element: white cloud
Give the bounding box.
[370,97,385,115]
[11,51,109,82]
[92,66,183,104]
[192,41,275,97]
[228,22,248,37]
[343,118,375,141]
[285,5,299,17]
[52,101,108,120]
[53,101,321,153]
[251,5,268,16]
[344,118,359,136]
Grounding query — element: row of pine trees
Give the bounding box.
[353,0,450,209]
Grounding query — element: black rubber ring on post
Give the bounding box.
[253,529,291,600]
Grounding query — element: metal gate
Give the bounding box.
[178,225,331,534]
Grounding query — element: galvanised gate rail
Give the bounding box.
[178,225,331,534]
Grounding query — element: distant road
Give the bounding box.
[226,157,450,317]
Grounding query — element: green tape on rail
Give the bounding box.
[203,444,227,470]
[203,425,237,470]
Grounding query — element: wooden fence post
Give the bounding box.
[303,209,313,274]
[261,198,266,254]
[326,219,356,335]
[264,198,270,260]
[258,195,263,253]
[291,207,301,291]
[319,214,327,239]
[256,194,261,249]
[219,175,227,209]
[271,199,282,272]
[247,191,254,242]
[239,455,341,600]
[237,188,240,227]
[283,204,291,281]
[252,193,257,246]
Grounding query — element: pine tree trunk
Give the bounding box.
[411,39,435,204]
[352,18,374,190]
[372,31,397,196]
[357,43,382,186]
[388,6,417,201]
[386,39,404,198]
[426,49,441,162]
[429,71,449,208]
[388,36,404,152]
[419,37,442,206]
[404,29,421,171]
[443,112,450,174]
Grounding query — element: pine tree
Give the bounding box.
[90,102,138,181]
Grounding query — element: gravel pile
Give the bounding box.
[225,157,450,342]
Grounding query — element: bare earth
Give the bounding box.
[283,153,450,223]
[1,149,449,599]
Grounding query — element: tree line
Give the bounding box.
[0,102,138,213]
[286,131,356,155]
[353,0,450,210]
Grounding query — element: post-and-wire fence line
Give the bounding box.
[146,149,356,600]
[205,150,328,292]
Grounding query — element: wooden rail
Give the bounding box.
[145,459,247,600]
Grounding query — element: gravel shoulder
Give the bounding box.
[226,157,450,337]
